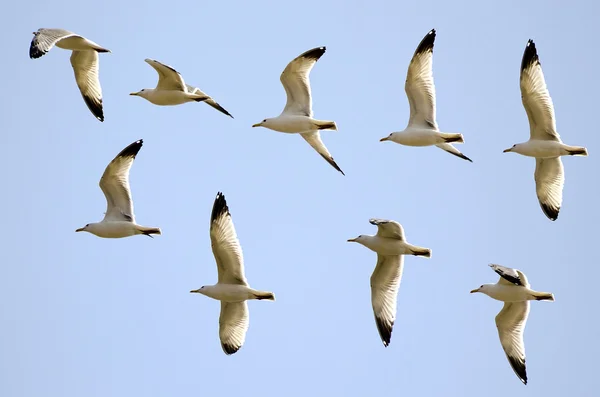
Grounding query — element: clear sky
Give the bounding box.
[1,0,598,396]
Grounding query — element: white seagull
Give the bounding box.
[471,264,555,385]
[30,28,110,122]
[252,47,344,175]
[130,59,233,117]
[191,192,275,355]
[76,139,161,238]
[347,219,431,346]
[380,29,472,162]
[503,40,588,221]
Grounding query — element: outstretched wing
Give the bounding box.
[280,47,326,117]
[370,254,404,347]
[520,40,560,141]
[70,50,104,121]
[100,140,142,223]
[145,58,186,91]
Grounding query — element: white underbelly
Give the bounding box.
[394,129,442,146]
[147,91,192,106]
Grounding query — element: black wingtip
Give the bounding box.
[299,46,326,62]
[221,342,240,355]
[319,153,345,175]
[521,39,539,72]
[82,95,104,122]
[540,202,559,221]
[117,139,143,159]
[508,356,528,385]
[29,45,45,59]
[211,192,230,223]
[444,149,473,162]
[375,317,393,347]
[414,28,436,56]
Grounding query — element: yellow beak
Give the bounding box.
[470,288,479,293]
[75,228,85,232]
[503,148,511,153]
[252,123,261,128]
[380,137,389,142]
[129,92,138,96]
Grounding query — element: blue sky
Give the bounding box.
[1,0,598,396]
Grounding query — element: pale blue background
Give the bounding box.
[0,1,598,396]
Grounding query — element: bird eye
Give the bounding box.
[263,119,266,122]
[86,224,89,227]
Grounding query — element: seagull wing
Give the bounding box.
[405,29,437,129]
[280,47,326,117]
[495,301,530,385]
[534,157,564,221]
[520,40,560,141]
[300,131,344,175]
[30,28,77,59]
[70,50,104,122]
[371,254,403,347]
[186,85,233,118]
[219,301,249,355]
[489,264,530,287]
[369,218,405,240]
[210,192,247,286]
[99,140,142,223]
[145,59,186,91]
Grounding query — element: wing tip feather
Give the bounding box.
[211,192,230,223]
[521,39,539,72]
[414,28,436,55]
[221,342,241,355]
[375,316,393,347]
[116,139,143,159]
[299,46,326,62]
[540,201,559,221]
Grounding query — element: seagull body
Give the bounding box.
[471,264,555,385]
[130,59,233,117]
[380,29,472,162]
[191,192,274,355]
[30,28,110,122]
[503,40,588,221]
[252,47,344,175]
[76,140,161,239]
[348,219,431,347]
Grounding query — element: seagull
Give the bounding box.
[191,192,275,355]
[503,40,588,221]
[380,29,472,162]
[471,264,555,385]
[76,139,161,238]
[29,28,110,122]
[130,59,233,117]
[347,219,431,347]
[251,47,344,175]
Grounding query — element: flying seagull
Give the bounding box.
[471,264,555,385]
[76,139,161,238]
[347,219,431,347]
[380,29,472,162]
[130,59,233,117]
[503,39,588,221]
[29,28,110,122]
[252,47,344,175]
[191,192,275,355]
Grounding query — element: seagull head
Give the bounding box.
[190,286,206,294]
[75,224,90,233]
[129,89,147,97]
[470,284,494,295]
[252,119,269,128]
[380,133,397,142]
[347,235,364,243]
